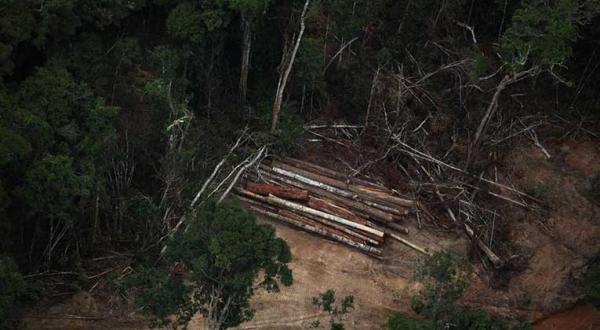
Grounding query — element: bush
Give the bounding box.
[0,256,25,330]
[584,256,600,306]
[386,312,435,330]
[412,251,471,321]
[311,289,354,330]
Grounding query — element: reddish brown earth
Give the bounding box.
[533,304,600,330]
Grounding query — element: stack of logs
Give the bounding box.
[235,158,421,257]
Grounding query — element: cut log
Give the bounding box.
[271,165,354,198]
[389,233,431,256]
[266,194,385,239]
[273,161,354,192]
[237,188,382,245]
[269,164,414,211]
[236,195,278,213]
[244,203,382,256]
[307,197,369,225]
[352,186,416,208]
[387,222,410,235]
[278,209,379,246]
[246,182,309,201]
[235,187,268,203]
[282,157,388,190]
[359,198,409,217]
[258,169,395,223]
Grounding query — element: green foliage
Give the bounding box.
[501,0,600,68]
[312,289,355,330]
[220,0,271,14]
[21,155,92,221]
[412,251,472,321]
[128,201,293,328]
[389,251,531,330]
[167,2,205,44]
[524,182,552,200]
[122,266,189,326]
[0,255,25,330]
[386,310,530,330]
[19,64,117,159]
[386,313,435,330]
[272,109,305,155]
[590,174,600,202]
[584,256,600,306]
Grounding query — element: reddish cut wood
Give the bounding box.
[246,182,309,201]
[307,196,370,226]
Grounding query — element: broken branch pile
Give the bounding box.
[235,158,419,257]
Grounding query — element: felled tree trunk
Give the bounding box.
[271,0,310,132]
[246,182,309,201]
[239,13,251,105]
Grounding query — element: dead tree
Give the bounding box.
[271,0,310,132]
[240,13,252,105]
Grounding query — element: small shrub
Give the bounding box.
[412,251,472,321]
[590,174,600,202]
[386,312,435,330]
[0,256,25,330]
[311,289,354,330]
[524,182,552,200]
[584,256,600,306]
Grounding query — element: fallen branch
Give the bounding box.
[389,233,431,256]
[218,146,266,204]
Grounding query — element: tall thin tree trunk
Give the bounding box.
[240,14,252,105]
[271,0,310,132]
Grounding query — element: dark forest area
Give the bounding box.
[1,0,600,329]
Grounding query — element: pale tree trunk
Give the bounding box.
[271,0,310,132]
[240,13,252,105]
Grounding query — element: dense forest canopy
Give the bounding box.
[1,0,600,328]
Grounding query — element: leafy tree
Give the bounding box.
[0,63,116,267]
[167,2,205,44]
[311,289,355,330]
[0,255,25,330]
[584,256,600,306]
[128,201,293,329]
[501,0,600,69]
[411,251,472,322]
[386,312,435,330]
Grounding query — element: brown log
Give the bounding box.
[282,157,388,190]
[387,222,410,235]
[237,187,382,245]
[352,186,416,208]
[239,196,362,244]
[235,187,268,203]
[270,162,414,210]
[359,198,409,217]
[258,168,395,223]
[266,194,385,239]
[278,209,379,245]
[246,182,309,201]
[244,203,382,256]
[389,233,431,256]
[272,161,353,192]
[236,194,278,213]
[307,197,369,226]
